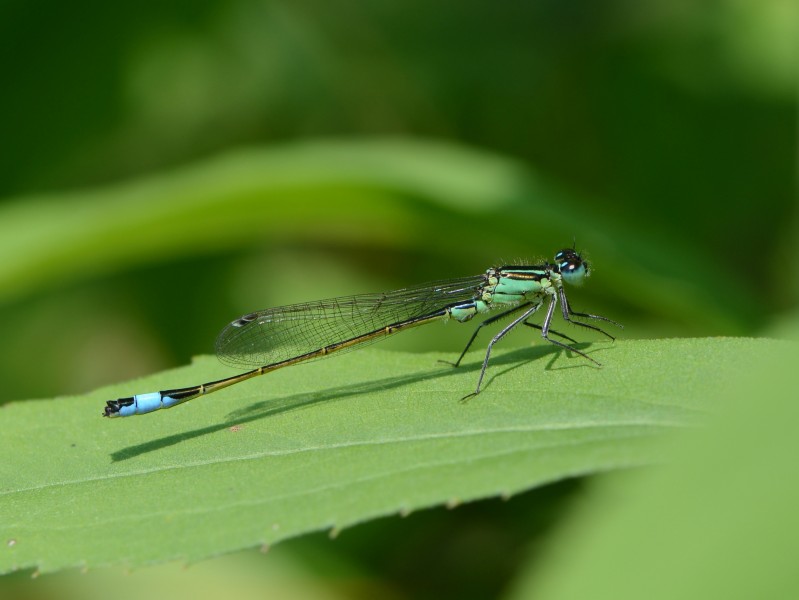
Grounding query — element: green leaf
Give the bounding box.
[0,338,772,575]
[507,340,799,600]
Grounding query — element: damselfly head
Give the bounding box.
[554,248,589,285]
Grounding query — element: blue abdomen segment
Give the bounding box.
[130,392,164,415]
[104,391,180,417]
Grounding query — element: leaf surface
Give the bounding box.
[0,337,769,574]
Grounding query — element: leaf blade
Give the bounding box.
[0,338,770,574]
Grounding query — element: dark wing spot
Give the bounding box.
[232,313,259,327]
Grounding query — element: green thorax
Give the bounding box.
[489,266,560,306]
[448,265,561,323]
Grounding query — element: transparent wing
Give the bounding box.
[214,275,486,369]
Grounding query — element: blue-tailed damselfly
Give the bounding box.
[103,248,621,417]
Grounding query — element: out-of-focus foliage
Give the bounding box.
[0,0,795,597]
[0,0,794,405]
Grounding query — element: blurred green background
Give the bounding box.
[0,0,795,597]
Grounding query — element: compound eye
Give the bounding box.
[554,248,579,269]
[554,248,588,285]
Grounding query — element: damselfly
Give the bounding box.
[103,248,621,417]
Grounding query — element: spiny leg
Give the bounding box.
[442,302,575,367]
[557,287,621,341]
[522,321,578,344]
[440,303,533,368]
[460,303,542,402]
[542,293,601,365]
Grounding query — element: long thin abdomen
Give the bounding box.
[103,305,457,417]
